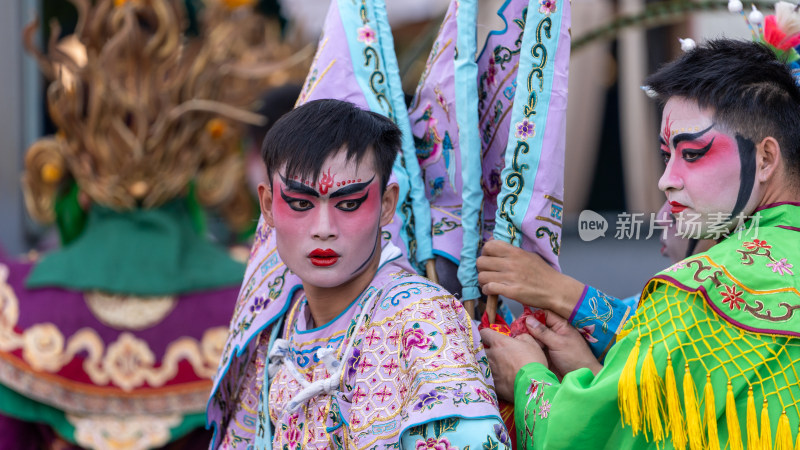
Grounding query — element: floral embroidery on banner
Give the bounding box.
[357,25,376,44]
[539,0,557,15]
[514,118,535,140]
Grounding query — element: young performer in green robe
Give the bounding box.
[480,38,800,449]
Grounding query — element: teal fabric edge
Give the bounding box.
[204,283,301,445]
[454,0,484,302]
[373,0,435,266]
[494,2,564,245]
[336,0,416,265]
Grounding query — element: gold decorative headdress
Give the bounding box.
[21,0,310,232]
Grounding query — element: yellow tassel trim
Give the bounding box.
[794,424,800,450]
[726,381,743,450]
[619,338,641,436]
[683,365,705,450]
[777,411,793,450]
[748,387,760,450]
[761,399,772,450]
[640,345,664,442]
[704,375,720,450]
[665,357,687,450]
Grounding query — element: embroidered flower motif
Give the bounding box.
[401,325,433,355]
[434,86,448,113]
[720,285,745,310]
[539,0,557,15]
[475,387,496,405]
[515,118,535,140]
[414,389,446,411]
[415,436,457,450]
[249,295,269,313]
[743,239,771,250]
[493,423,511,446]
[578,324,599,343]
[539,399,551,418]
[22,323,66,372]
[767,258,794,276]
[486,58,498,87]
[526,379,540,398]
[357,25,376,45]
[282,412,303,447]
[414,436,457,450]
[104,333,156,390]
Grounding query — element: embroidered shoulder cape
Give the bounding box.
[209,242,505,448]
[512,202,800,449]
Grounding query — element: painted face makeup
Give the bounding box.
[268,151,384,290]
[657,98,755,239]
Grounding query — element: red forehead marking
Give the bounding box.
[318,168,335,195]
[662,112,673,144]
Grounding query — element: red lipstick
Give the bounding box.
[669,201,687,214]
[309,248,339,266]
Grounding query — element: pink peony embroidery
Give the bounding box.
[284,413,302,447]
[402,326,433,354]
[720,285,745,310]
[767,258,794,276]
[357,25,376,45]
[415,436,457,450]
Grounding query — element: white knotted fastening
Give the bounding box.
[267,242,401,414]
[269,292,378,413]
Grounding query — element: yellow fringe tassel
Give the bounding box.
[665,357,687,450]
[748,388,760,450]
[776,411,793,450]
[704,375,720,450]
[726,381,743,450]
[683,365,706,450]
[794,424,800,450]
[619,338,642,436]
[640,345,664,443]
[761,399,772,450]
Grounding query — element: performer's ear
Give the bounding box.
[755,136,782,184]
[380,183,399,227]
[258,182,275,227]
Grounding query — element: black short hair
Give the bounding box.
[645,39,800,180]
[261,99,401,190]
